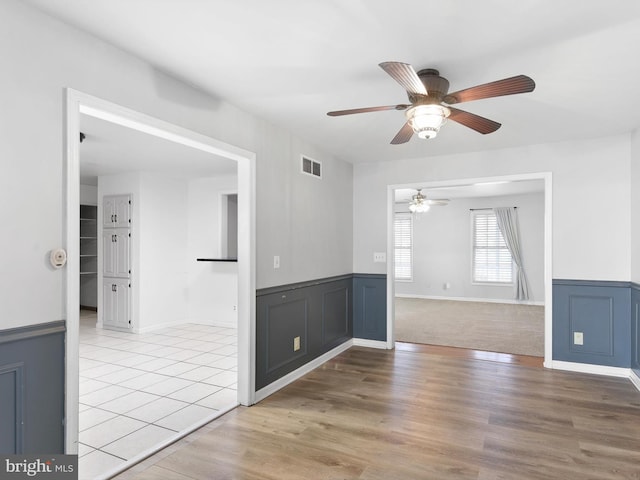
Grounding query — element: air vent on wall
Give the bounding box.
[301,155,321,178]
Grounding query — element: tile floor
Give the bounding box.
[78,310,238,480]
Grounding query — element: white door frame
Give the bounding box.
[386,172,553,366]
[64,89,257,453]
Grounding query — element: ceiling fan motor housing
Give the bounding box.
[409,69,450,104]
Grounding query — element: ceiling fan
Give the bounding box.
[327,62,535,144]
[408,189,449,213]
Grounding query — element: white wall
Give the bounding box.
[0,0,353,330]
[80,184,97,205]
[396,192,544,303]
[99,172,238,332]
[187,175,239,327]
[138,173,189,332]
[354,135,631,282]
[631,129,640,283]
[256,132,354,286]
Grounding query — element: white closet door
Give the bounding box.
[103,196,116,228]
[113,196,131,228]
[113,229,130,278]
[102,231,116,277]
[113,279,131,329]
[103,194,131,228]
[102,229,130,278]
[103,278,130,329]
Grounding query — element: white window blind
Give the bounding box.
[472,211,513,284]
[394,214,412,281]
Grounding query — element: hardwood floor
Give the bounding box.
[396,342,544,368]
[115,345,640,480]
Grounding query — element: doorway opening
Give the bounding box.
[65,90,256,477]
[386,173,553,366]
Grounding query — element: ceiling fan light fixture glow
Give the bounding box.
[409,190,430,213]
[406,104,451,139]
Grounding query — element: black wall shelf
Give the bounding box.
[196,258,238,262]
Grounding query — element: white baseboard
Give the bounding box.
[254,339,354,403]
[549,360,631,378]
[395,293,544,306]
[187,320,237,329]
[353,338,389,349]
[630,370,640,392]
[550,362,640,393]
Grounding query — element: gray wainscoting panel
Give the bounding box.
[322,287,350,344]
[568,295,614,356]
[256,275,352,390]
[632,284,640,377]
[553,280,630,367]
[265,297,308,372]
[0,321,65,454]
[0,363,24,453]
[353,274,387,341]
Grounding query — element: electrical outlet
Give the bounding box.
[273,255,280,269]
[293,336,301,351]
[233,305,237,311]
[373,252,386,263]
[573,331,584,345]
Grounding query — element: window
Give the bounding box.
[472,211,513,284]
[394,214,412,281]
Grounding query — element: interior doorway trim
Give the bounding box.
[386,172,553,365]
[64,89,257,453]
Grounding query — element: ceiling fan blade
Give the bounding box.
[426,199,450,206]
[327,104,409,117]
[391,121,414,144]
[448,107,501,134]
[443,75,535,105]
[379,62,428,96]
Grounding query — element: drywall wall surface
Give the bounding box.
[137,173,189,331]
[395,192,544,302]
[631,129,640,284]
[354,134,631,282]
[255,128,354,288]
[79,184,97,205]
[0,0,353,328]
[187,175,239,326]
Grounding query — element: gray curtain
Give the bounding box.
[493,207,530,301]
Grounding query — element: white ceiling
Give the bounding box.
[79,115,237,185]
[394,179,544,203]
[25,0,640,164]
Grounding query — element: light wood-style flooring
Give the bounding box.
[115,344,640,480]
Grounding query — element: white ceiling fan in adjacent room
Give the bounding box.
[408,189,449,213]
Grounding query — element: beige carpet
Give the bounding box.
[394,297,544,357]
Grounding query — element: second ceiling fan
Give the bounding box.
[327,62,535,144]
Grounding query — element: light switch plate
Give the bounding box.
[573,331,584,345]
[373,252,386,263]
[273,255,280,269]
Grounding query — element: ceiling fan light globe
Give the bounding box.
[412,203,429,213]
[417,129,438,140]
[409,189,430,213]
[406,104,450,140]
